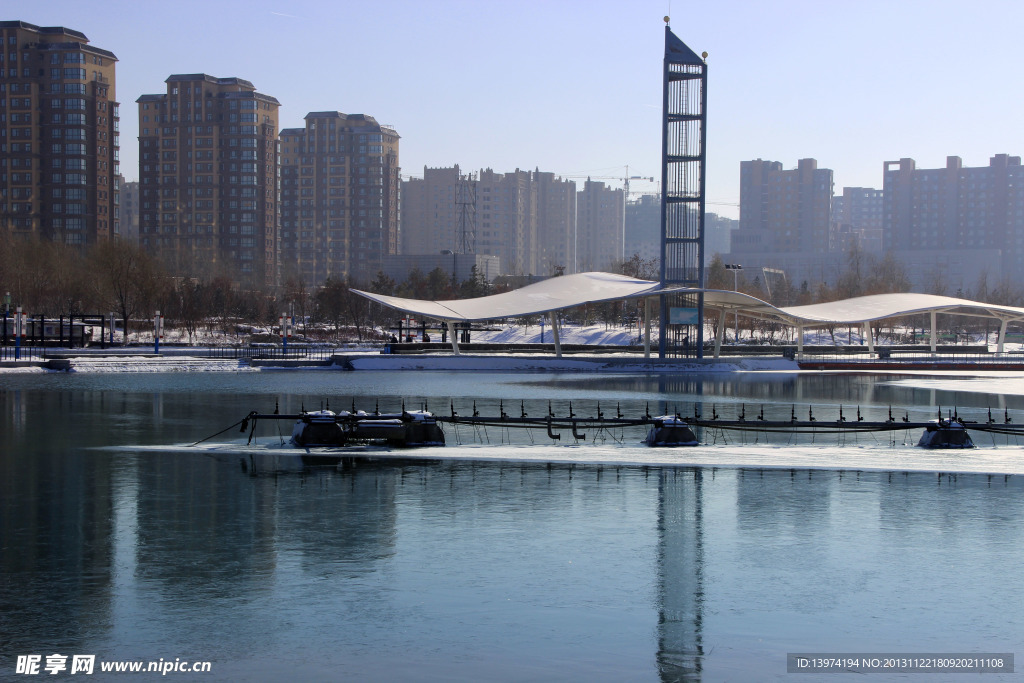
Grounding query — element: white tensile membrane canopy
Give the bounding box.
[351,272,682,357]
[352,272,1024,357]
[351,271,678,322]
[702,290,1024,357]
[699,290,1024,325]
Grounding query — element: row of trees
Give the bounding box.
[4,231,1023,345]
[0,234,499,344]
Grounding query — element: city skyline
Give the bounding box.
[20,0,1024,220]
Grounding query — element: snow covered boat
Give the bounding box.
[916,419,975,449]
[645,416,699,447]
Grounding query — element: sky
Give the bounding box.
[21,0,1024,219]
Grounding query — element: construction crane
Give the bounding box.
[562,165,657,202]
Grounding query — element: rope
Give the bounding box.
[190,417,246,447]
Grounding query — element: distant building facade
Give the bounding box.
[119,179,139,241]
[0,20,120,246]
[137,74,280,290]
[733,158,833,256]
[725,154,1024,291]
[831,187,883,253]
[624,194,660,264]
[576,179,624,271]
[884,154,1024,280]
[478,168,538,276]
[534,171,576,276]
[279,112,400,286]
[704,212,738,264]
[401,165,461,257]
[400,167,578,280]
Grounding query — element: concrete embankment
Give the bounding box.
[330,354,798,373]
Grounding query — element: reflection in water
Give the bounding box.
[3,374,1024,679]
[657,468,704,682]
[0,437,115,654]
[529,373,1024,418]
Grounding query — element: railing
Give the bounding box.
[0,345,44,362]
[798,351,1024,369]
[203,344,341,361]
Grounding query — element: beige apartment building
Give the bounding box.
[119,178,139,241]
[576,179,624,272]
[401,165,461,257]
[137,74,280,290]
[401,166,577,279]
[478,168,538,276]
[534,170,576,275]
[279,112,400,286]
[0,20,119,246]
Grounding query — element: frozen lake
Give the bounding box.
[2,370,1021,680]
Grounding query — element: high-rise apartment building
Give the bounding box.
[280,112,399,285]
[137,74,280,289]
[0,20,119,245]
[576,179,624,271]
[734,158,833,255]
[478,168,538,276]
[401,165,461,257]
[884,155,1024,252]
[704,212,738,263]
[883,154,1024,284]
[534,171,576,275]
[119,178,139,241]
[831,187,883,253]
[401,167,581,279]
[624,194,660,264]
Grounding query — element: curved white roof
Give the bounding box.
[352,272,1024,327]
[352,272,678,322]
[703,290,1024,325]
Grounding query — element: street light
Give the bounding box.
[724,264,742,342]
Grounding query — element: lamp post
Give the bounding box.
[725,264,743,342]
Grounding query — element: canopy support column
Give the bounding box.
[930,311,937,356]
[548,311,562,358]
[643,298,652,359]
[863,322,874,355]
[714,310,725,359]
[998,318,1008,354]
[797,324,804,360]
[447,321,460,356]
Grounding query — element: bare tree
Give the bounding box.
[618,253,658,281]
[89,241,160,345]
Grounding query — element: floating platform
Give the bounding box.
[204,402,1024,469]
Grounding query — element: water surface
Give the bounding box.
[1,371,1021,681]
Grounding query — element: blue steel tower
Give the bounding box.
[658,23,707,358]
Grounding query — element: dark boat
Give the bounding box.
[645,416,699,447]
[290,409,445,448]
[917,419,975,449]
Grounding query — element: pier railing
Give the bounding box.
[0,345,44,362]
[798,350,1024,370]
[203,344,341,362]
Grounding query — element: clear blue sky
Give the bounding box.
[23,0,1024,219]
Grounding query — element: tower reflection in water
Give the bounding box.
[657,468,705,682]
